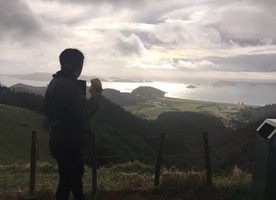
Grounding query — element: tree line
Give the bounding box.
[0,84,43,113]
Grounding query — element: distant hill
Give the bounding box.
[131,86,166,98]
[102,87,166,106]
[10,83,47,96]
[102,88,137,106]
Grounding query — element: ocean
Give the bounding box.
[1,75,276,106]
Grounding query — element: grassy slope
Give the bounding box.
[0,104,53,164]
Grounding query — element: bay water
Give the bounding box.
[1,75,276,106]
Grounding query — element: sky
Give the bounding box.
[1,0,276,81]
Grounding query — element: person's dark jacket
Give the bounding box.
[44,70,99,147]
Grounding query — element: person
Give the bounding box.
[43,48,102,200]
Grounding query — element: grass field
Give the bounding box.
[124,97,252,126]
[0,161,253,200]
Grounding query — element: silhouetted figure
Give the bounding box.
[44,48,102,200]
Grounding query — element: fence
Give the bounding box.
[28,130,213,198]
[29,130,37,198]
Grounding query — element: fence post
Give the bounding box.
[91,131,97,195]
[203,131,212,185]
[29,130,37,198]
[154,132,165,187]
[36,137,39,160]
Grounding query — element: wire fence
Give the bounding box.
[27,130,212,198]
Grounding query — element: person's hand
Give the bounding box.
[89,78,103,99]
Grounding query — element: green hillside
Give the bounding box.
[0,90,257,170]
[0,103,154,166]
[0,104,53,164]
[2,83,275,171]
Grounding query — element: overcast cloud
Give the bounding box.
[0,0,276,80]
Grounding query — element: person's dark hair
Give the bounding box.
[59,48,84,70]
